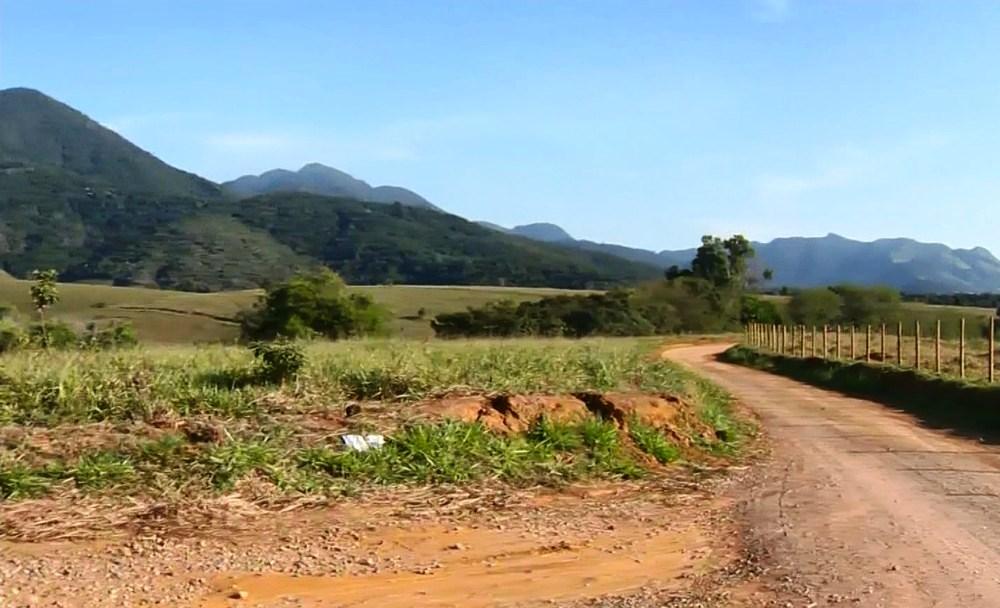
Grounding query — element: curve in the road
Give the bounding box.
[667,343,1000,607]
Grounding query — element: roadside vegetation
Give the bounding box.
[723,345,1000,440]
[0,338,750,504]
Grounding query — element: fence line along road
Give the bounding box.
[744,317,999,383]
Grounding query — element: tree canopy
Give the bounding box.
[240,268,391,341]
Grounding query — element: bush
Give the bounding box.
[0,319,27,353]
[833,284,901,325]
[787,288,842,326]
[240,269,391,341]
[432,290,662,338]
[251,340,306,383]
[81,322,139,350]
[28,321,77,349]
[740,295,782,324]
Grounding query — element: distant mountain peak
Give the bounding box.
[510,223,574,242]
[478,221,575,243]
[221,163,439,210]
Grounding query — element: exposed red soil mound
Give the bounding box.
[418,391,715,444]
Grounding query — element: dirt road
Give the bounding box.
[667,343,1000,607]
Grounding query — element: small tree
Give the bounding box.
[29,269,59,348]
[240,268,391,341]
[787,287,842,325]
[740,295,782,324]
[833,284,901,325]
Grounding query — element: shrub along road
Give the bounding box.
[666,343,1000,607]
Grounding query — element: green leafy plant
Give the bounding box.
[629,419,681,464]
[70,452,135,489]
[29,269,59,348]
[251,340,306,383]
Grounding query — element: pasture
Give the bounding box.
[0,275,590,342]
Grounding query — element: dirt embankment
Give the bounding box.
[420,390,716,445]
[0,382,763,608]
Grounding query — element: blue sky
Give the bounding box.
[2,1,1000,252]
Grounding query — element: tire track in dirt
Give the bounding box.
[667,343,1000,607]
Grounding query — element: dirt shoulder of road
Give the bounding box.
[0,473,778,608]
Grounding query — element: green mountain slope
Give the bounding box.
[0,88,220,198]
[231,194,658,287]
[0,181,660,289]
[0,88,660,290]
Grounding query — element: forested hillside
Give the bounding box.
[0,88,661,291]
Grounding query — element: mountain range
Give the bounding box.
[1,86,999,294]
[222,164,440,210]
[0,87,659,291]
[480,224,1000,294]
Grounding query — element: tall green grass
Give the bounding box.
[0,338,683,425]
[0,338,748,502]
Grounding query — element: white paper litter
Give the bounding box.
[342,434,386,452]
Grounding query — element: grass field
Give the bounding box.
[3,273,993,345]
[0,275,591,342]
[0,337,746,504]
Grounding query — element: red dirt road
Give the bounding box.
[667,343,1000,607]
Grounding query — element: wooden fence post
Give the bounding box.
[800,325,806,358]
[897,322,903,366]
[850,326,856,360]
[915,320,921,371]
[866,325,872,362]
[881,323,887,362]
[989,317,997,384]
[935,320,941,374]
[960,318,966,379]
[812,326,817,357]
[782,325,787,354]
[823,325,828,358]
